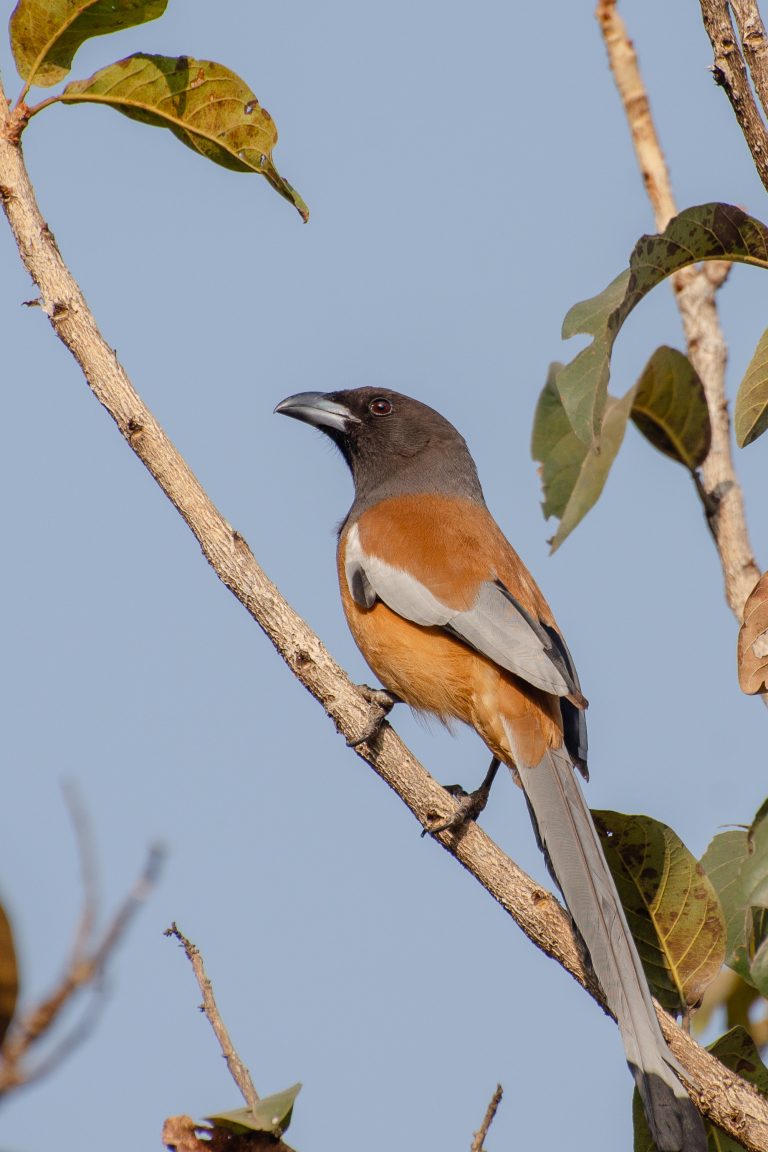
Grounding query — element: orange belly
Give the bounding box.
[339,574,563,769]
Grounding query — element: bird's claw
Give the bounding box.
[347,685,400,747]
[421,758,501,837]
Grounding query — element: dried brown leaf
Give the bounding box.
[738,572,768,694]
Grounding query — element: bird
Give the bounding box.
[275,386,705,1152]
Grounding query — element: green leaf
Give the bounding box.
[734,328,768,448]
[744,803,768,906]
[593,811,726,1013]
[531,364,634,551]
[630,346,711,470]
[557,270,631,449]
[0,901,18,1046]
[9,0,167,88]
[751,934,768,997]
[701,806,768,994]
[61,55,308,220]
[559,204,768,446]
[751,798,768,836]
[740,806,768,993]
[701,830,752,975]
[709,1025,768,1093]
[209,1083,302,1136]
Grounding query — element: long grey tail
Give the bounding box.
[514,743,705,1152]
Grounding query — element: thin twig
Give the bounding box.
[470,1084,503,1152]
[596,0,762,631]
[17,985,105,1091]
[61,780,99,966]
[594,0,676,224]
[699,0,768,193]
[0,841,163,1093]
[2,71,768,1148]
[165,923,260,1113]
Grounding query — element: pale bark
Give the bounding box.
[699,0,768,193]
[731,0,768,120]
[166,924,260,1113]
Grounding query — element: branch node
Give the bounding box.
[127,417,145,446]
[2,104,29,146]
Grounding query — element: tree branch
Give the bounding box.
[165,923,260,1114]
[2,71,767,1147]
[699,0,768,193]
[596,0,762,630]
[470,1084,503,1152]
[0,799,162,1098]
[731,0,768,120]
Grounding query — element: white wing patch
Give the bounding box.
[344,523,573,696]
[345,522,451,625]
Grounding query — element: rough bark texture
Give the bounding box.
[2,76,768,1146]
[731,0,768,120]
[699,0,768,193]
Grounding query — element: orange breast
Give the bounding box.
[337,496,564,768]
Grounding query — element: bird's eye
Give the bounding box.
[369,397,393,417]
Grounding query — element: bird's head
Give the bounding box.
[275,387,484,510]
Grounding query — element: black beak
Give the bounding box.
[274,391,359,433]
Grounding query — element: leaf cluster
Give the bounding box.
[8,0,308,218]
[532,203,768,550]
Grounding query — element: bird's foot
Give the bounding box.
[422,758,501,837]
[347,685,400,747]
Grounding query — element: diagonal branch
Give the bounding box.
[699,0,768,193]
[0,827,162,1095]
[731,0,768,120]
[165,923,260,1114]
[470,1084,503,1152]
[1,73,767,1147]
[597,0,762,632]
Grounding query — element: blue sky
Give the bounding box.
[1,3,766,1150]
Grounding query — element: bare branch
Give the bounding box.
[470,1084,503,1152]
[596,0,762,630]
[165,923,260,1113]
[62,780,99,966]
[731,0,768,120]
[698,0,768,192]
[0,835,163,1095]
[595,0,676,226]
[1,69,767,1146]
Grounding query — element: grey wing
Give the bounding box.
[447,579,578,697]
[345,525,579,698]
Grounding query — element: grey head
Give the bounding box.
[274,387,485,516]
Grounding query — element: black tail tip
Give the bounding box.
[634,1071,707,1152]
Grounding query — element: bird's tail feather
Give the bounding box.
[510,738,705,1152]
